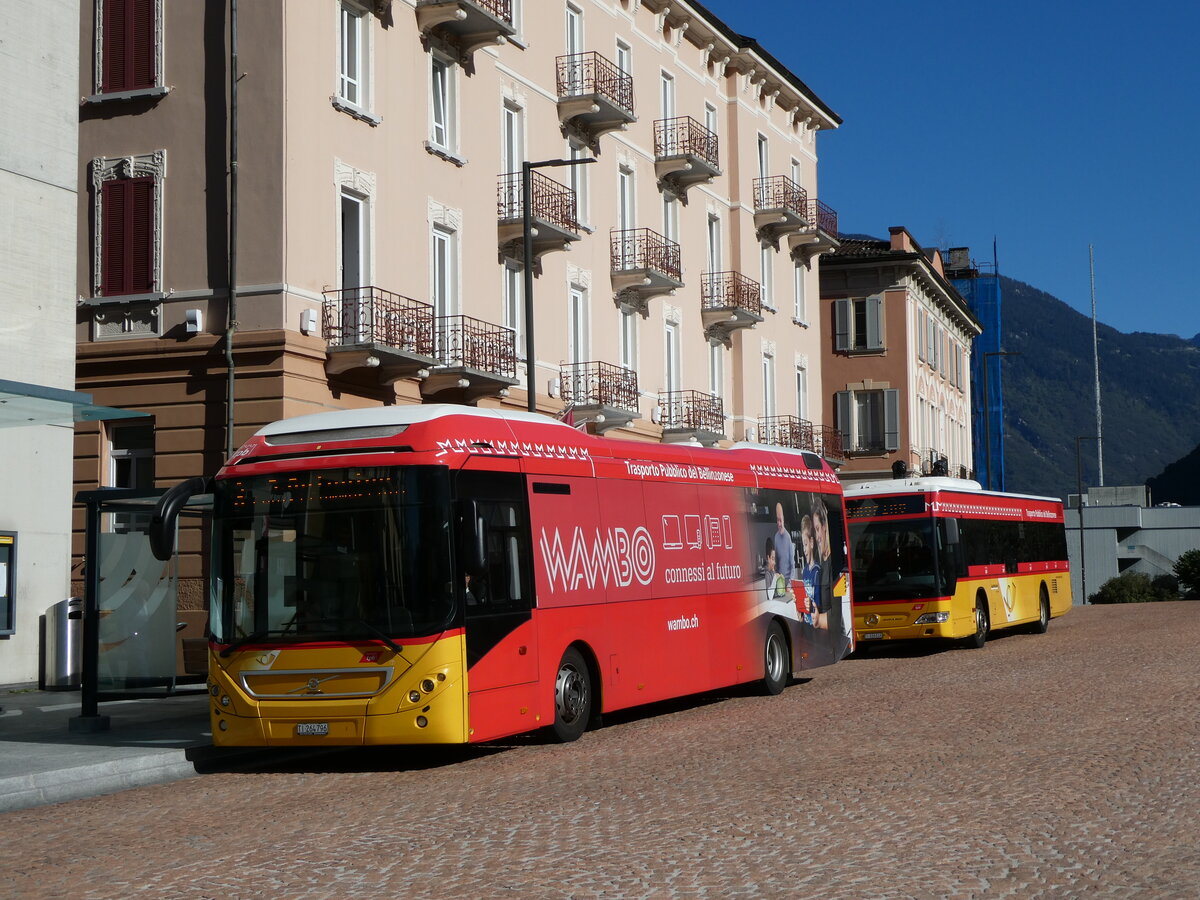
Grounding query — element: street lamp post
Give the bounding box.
[982,351,1019,490]
[521,157,596,413]
[1076,434,1100,605]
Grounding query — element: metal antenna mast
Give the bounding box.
[1090,245,1104,486]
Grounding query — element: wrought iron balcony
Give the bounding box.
[610,228,683,313]
[560,360,640,432]
[787,198,841,263]
[556,51,636,145]
[420,313,518,404]
[817,424,845,465]
[758,415,817,452]
[497,170,581,263]
[659,390,726,445]
[752,175,810,243]
[700,271,763,343]
[321,286,436,381]
[414,0,515,61]
[654,116,720,198]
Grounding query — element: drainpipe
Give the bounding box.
[224,0,240,460]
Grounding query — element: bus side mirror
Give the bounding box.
[456,500,487,575]
[149,477,211,561]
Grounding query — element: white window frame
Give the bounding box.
[619,307,638,371]
[757,133,769,180]
[792,261,807,324]
[568,284,589,366]
[616,39,632,76]
[662,193,679,243]
[502,101,524,176]
[334,1,378,123]
[566,3,583,55]
[429,54,458,155]
[704,102,718,139]
[569,139,590,227]
[664,320,681,394]
[761,350,776,420]
[504,261,524,361]
[709,340,724,399]
[795,362,808,420]
[660,70,676,120]
[760,244,774,311]
[431,223,458,318]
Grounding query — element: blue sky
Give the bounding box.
[700,0,1200,338]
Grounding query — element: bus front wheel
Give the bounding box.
[761,622,790,695]
[551,647,592,743]
[967,595,990,649]
[1032,585,1050,634]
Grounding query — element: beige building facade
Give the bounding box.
[819,227,981,484]
[74,0,845,537]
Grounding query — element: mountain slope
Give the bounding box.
[999,277,1200,499]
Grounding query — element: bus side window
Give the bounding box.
[454,471,533,616]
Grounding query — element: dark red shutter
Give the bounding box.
[101,177,155,296]
[101,0,156,92]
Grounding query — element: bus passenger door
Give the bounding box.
[454,468,539,739]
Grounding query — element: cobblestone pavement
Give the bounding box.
[1,603,1196,899]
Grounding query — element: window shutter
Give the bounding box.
[131,0,157,90]
[866,295,883,350]
[101,179,127,296]
[917,310,925,361]
[102,0,156,92]
[833,299,850,351]
[102,177,155,296]
[884,388,900,451]
[835,390,852,449]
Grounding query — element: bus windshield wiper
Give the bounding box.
[296,617,405,654]
[219,630,270,657]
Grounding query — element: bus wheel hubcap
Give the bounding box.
[556,664,586,724]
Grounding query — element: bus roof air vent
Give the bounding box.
[263,424,409,446]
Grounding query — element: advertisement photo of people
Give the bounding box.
[750,488,853,666]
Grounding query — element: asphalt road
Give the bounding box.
[0,603,1196,899]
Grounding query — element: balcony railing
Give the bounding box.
[753,175,808,217]
[654,116,719,170]
[321,287,435,354]
[498,170,580,235]
[806,198,838,237]
[432,314,517,379]
[701,271,762,317]
[556,51,634,114]
[758,415,816,452]
[660,390,725,434]
[462,0,510,20]
[817,425,845,462]
[560,360,639,413]
[610,228,682,281]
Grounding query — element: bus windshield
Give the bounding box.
[210,466,455,645]
[849,516,943,601]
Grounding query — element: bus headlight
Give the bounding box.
[914,611,950,624]
[420,679,436,694]
[408,690,422,704]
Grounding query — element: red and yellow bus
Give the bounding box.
[844,476,1071,649]
[151,405,854,746]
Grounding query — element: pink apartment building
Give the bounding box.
[74,0,845,568]
[819,227,982,484]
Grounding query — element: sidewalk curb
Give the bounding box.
[0,749,201,814]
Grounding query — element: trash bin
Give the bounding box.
[43,597,84,690]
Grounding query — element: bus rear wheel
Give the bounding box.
[967,595,990,649]
[1032,585,1050,634]
[551,647,592,743]
[761,622,790,695]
